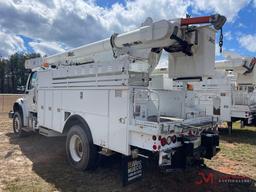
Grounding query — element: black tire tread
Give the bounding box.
[66,122,98,171]
[13,112,27,138]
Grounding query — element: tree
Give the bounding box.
[0,52,40,93]
[0,58,6,93]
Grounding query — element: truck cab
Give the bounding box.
[9,68,38,136]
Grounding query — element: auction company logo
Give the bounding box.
[195,171,214,185]
[194,171,254,186]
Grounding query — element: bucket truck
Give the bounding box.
[184,52,256,133]
[9,14,226,184]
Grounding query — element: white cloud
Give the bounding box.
[215,43,221,56]
[253,0,256,6]
[191,0,250,22]
[29,41,66,56]
[237,22,246,28]
[0,31,25,57]
[238,34,256,52]
[224,31,233,41]
[0,0,190,57]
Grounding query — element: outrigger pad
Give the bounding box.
[122,155,143,186]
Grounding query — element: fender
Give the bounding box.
[13,97,29,127]
[62,114,94,143]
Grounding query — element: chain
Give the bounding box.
[219,28,223,53]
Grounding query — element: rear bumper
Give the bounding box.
[159,132,220,169]
[8,111,14,119]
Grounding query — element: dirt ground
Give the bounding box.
[0,114,255,192]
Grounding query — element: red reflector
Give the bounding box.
[153,145,157,150]
[160,138,167,146]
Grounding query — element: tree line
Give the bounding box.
[0,52,40,93]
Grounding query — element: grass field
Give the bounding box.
[0,115,255,192]
[206,123,256,180]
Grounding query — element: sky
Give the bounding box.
[0,0,256,62]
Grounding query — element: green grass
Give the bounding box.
[5,179,55,192]
[207,122,256,180]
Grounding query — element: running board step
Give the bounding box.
[39,127,62,137]
[98,148,114,156]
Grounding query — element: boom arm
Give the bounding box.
[25,14,226,79]
[215,51,256,74]
[180,14,226,30]
[214,51,256,85]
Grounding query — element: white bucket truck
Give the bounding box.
[9,14,226,183]
[185,52,256,132]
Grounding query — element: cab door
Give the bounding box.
[24,71,37,113]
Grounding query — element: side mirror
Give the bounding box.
[17,86,26,93]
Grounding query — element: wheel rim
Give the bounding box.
[14,116,20,133]
[69,134,83,162]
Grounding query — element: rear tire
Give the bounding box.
[66,123,98,171]
[13,111,26,137]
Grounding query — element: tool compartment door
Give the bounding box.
[37,90,45,127]
[109,89,129,155]
[52,90,63,132]
[44,90,53,129]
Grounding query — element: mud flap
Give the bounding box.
[122,155,143,186]
[201,134,220,159]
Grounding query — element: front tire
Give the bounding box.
[66,124,98,171]
[13,111,26,137]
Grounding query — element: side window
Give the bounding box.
[28,72,37,90]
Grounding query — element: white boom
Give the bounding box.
[26,15,226,75]
[215,51,256,84]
